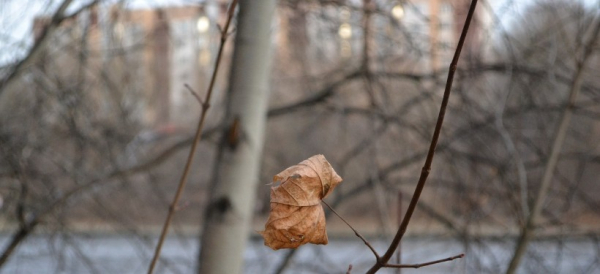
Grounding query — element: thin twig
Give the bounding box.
[384,254,465,269]
[146,1,239,273]
[346,264,353,274]
[365,0,478,273]
[184,84,204,105]
[322,201,380,259]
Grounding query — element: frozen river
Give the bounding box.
[0,234,598,273]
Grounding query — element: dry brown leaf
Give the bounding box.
[260,154,343,250]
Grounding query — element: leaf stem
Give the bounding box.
[322,201,380,260]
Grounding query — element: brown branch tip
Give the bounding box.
[184,84,204,105]
[384,253,465,269]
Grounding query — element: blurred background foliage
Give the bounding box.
[1,0,600,273]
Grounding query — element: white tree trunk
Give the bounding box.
[198,0,275,273]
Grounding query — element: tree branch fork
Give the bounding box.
[324,201,464,271]
[324,0,479,272]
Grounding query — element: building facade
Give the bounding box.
[31,0,489,127]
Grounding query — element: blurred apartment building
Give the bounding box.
[33,2,230,128]
[31,0,489,127]
[331,0,489,71]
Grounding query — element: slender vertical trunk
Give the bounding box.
[505,20,600,274]
[198,1,276,273]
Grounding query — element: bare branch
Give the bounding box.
[384,253,465,269]
[267,70,362,117]
[366,0,479,272]
[0,0,100,96]
[147,1,239,273]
